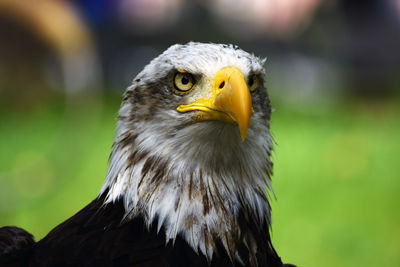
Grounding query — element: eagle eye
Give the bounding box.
[173,72,195,93]
[247,75,259,94]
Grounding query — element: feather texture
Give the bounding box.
[101,43,275,265]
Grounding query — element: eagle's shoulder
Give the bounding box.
[24,191,284,267]
[29,192,166,266]
[0,226,35,266]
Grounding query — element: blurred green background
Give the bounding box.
[1,0,400,266]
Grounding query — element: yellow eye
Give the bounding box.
[248,75,258,94]
[173,72,195,93]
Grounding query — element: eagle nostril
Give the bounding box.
[219,81,225,89]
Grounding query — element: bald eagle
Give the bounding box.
[0,43,294,267]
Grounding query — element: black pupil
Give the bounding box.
[181,76,190,85]
[248,77,254,86]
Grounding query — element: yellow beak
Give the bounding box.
[176,67,252,141]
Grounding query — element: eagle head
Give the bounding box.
[101,42,274,263]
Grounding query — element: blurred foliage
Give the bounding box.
[0,94,399,266]
[271,98,400,266]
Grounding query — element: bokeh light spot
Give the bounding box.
[12,150,54,198]
[324,132,369,180]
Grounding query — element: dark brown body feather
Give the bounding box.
[0,191,290,267]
